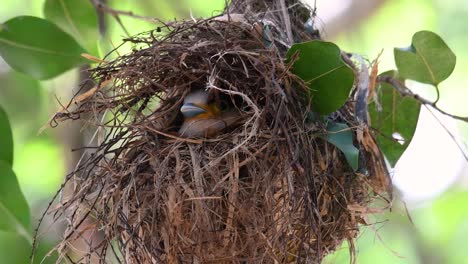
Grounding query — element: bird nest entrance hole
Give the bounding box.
[43,14,391,264]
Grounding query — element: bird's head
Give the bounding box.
[179,89,243,137]
[180,90,220,119]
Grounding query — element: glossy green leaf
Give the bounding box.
[44,0,99,54]
[0,161,31,237]
[394,30,456,85]
[287,41,354,114]
[325,122,359,171]
[0,105,13,165]
[0,16,87,80]
[369,71,421,166]
[0,231,30,264]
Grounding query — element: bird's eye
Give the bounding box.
[219,100,229,111]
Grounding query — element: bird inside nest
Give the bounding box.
[178,89,243,138]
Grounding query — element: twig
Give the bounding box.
[353,54,370,125]
[91,0,159,22]
[425,105,468,161]
[279,0,294,45]
[377,75,468,122]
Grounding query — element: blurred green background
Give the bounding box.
[0,0,467,263]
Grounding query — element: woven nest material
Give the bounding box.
[40,6,391,264]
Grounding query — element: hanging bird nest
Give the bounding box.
[40,2,391,263]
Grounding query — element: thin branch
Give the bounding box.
[377,75,468,122]
[353,54,370,125]
[425,105,468,161]
[91,0,159,22]
[279,0,294,45]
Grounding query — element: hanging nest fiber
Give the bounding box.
[40,1,391,263]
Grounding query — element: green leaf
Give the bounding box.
[394,30,456,85]
[287,41,355,114]
[0,231,30,264]
[369,71,421,166]
[44,0,99,54]
[325,122,359,171]
[0,16,87,80]
[0,72,43,125]
[0,105,13,165]
[0,161,31,239]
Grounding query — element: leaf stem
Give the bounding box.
[434,84,440,104]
